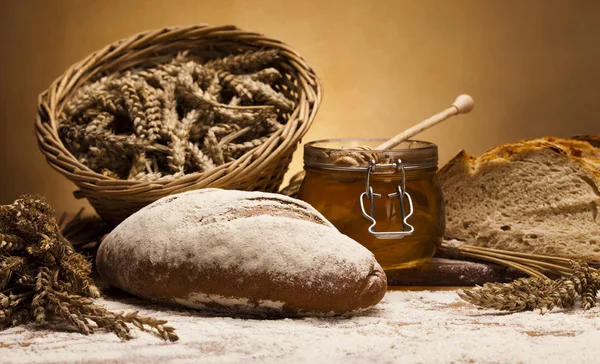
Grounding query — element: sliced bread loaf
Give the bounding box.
[438,137,600,262]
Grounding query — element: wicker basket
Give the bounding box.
[36,24,321,226]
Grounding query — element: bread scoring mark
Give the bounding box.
[244,196,329,225]
[246,197,316,211]
[225,204,329,226]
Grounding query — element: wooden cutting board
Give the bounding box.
[386,257,526,286]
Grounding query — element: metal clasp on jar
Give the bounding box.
[359,159,415,239]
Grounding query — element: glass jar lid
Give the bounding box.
[303,138,438,171]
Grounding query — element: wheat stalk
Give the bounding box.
[59,50,293,181]
[438,242,600,313]
[0,196,178,341]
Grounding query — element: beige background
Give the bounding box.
[1,0,598,213]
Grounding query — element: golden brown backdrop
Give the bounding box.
[1,0,599,213]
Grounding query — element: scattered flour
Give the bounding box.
[2,289,600,364]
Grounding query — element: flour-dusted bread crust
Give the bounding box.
[439,137,600,262]
[96,189,387,316]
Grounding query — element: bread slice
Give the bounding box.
[438,137,600,262]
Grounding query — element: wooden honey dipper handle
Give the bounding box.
[375,94,474,151]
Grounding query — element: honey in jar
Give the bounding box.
[297,138,444,270]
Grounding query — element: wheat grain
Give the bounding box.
[459,260,598,314]
[0,196,178,341]
[204,49,280,73]
[59,52,292,180]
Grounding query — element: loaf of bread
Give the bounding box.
[438,137,600,261]
[96,189,387,316]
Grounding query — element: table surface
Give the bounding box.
[5,213,593,363]
[2,286,599,364]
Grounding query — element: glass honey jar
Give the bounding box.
[297,138,444,270]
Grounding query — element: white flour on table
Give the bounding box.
[2,289,600,364]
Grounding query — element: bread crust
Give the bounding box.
[437,150,471,176]
[572,135,600,148]
[442,137,600,179]
[96,189,387,316]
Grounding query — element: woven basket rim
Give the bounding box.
[35,24,322,194]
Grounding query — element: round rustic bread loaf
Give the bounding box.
[96,189,387,316]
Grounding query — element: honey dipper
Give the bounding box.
[337,94,474,166]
